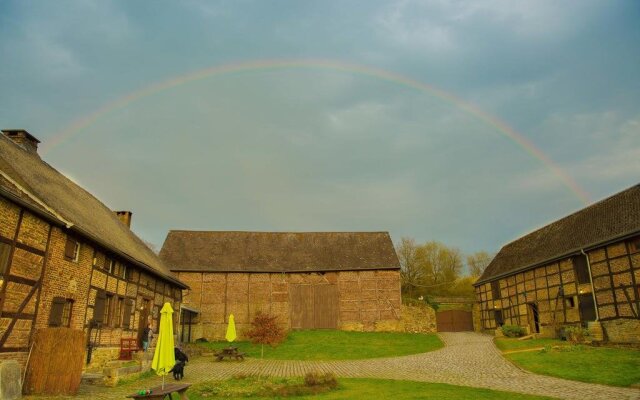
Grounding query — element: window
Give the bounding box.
[114,262,126,279]
[122,299,134,329]
[573,256,590,284]
[49,297,73,327]
[0,241,11,277]
[115,297,124,327]
[104,294,114,326]
[630,237,640,252]
[491,280,501,299]
[64,236,80,262]
[104,257,115,273]
[565,296,576,308]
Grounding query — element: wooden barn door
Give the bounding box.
[289,284,338,329]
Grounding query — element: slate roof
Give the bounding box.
[477,184,640,285]
[160,231,400,273]
[0,132,186,288]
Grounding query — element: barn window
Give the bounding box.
[64,236,80,262]
[0,241,11,277]
[630,237,640,252]
[573,256,590,284]
[49,297,73,327]
[491,281,501,299]
[113,262,126,279]
[565,296,576,308]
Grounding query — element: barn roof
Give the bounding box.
[476,183,640,285]
[0,131,187,288]
[160,231,400,273]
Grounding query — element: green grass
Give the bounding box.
[186,378,554,399]
[494,338,566,352]
[506,345,640,387]
[116,369,155,386]
[198,330,443,360]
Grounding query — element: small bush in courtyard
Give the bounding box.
[564,326,590,344]
[246,312,287,358]
[304,371,338,388]
[501,325,526,338]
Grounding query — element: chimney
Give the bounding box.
[115,211,133,228]
[2,129,40,155]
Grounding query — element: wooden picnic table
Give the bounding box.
[214,346,245,361]
[126,383,191,400]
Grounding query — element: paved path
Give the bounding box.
[28,332,640,399]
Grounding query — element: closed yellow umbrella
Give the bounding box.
[225,314,237,343]
[152,303,175,389]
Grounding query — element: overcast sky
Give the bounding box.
[1,1,638,256]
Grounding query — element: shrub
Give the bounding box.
[246,312,287,358]
[564,326,590,344]
[304,371,338,389]
[501,325,526,338]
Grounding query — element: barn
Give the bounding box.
[159,231,402,341]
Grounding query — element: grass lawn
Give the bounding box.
[198,330,443,360]
[505,345,640,387]
[494,337,566,352]
[186,377,554,400]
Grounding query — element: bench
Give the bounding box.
[214,347,245,361]
[127,383,191,400]
[120,338,139,360]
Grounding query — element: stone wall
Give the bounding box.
[601,319,640,343]
[177,269,402,340]
[401,304,436,333]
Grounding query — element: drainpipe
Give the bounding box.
[580,249,599,321]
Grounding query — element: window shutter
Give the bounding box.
[64,237,76,259]
[123,299,134,329]
[49,297,66,326]
[93,290,107,324]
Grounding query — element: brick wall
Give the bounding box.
[475,236,640,343]
[178,269,402,341]
[0,196,183,373]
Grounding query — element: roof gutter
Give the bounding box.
[474,229,640,286]
[580,248,599,321]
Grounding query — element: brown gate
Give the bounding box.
[290,284,338,329]
[436,310,473,332]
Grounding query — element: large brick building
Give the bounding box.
[159,231,402,341]
[0,129,187,370]
[475,184,640,342]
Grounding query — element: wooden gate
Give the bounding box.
[290,284,338,329]
[436,310,473,332]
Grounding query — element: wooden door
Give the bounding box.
[313,285,339,329]
[137,298,151,345]
[289,284,338,329]
[527,303,540,333]
[289,285,314,329]
[578,293,596,322]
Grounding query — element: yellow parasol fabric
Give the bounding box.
[225,314,237,342]
[152,303,176,388]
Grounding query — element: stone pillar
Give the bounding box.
[0,360,22,399]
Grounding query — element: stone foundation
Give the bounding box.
[602,319,640,343]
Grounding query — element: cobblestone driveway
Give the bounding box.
[29,332,640,399]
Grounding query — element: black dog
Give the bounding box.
[170,347,189,380]
[170,360,185,380]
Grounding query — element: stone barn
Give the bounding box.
[475,183,640,343]
[159,231,402,341]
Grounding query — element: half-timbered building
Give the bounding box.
[475,184,640,343]
[159,231,402,341]
[0,129,187,370]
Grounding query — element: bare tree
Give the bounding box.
[396,237,424,298]
[467,251,493,277]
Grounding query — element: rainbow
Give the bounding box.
[42,58,590,204]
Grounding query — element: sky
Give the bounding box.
[1,0,639,257]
